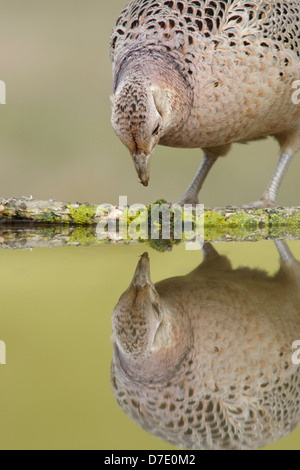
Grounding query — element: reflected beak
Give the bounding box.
[131,253,152,287]
[132,153,151,187]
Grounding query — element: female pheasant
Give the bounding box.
[111,242,300,450]
[110,1,300,206]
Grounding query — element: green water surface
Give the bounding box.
[0,241,300,450]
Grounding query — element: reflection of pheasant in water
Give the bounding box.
[111,242,300,450]
[110,1,300,206]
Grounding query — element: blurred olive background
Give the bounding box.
[0,241,300,450]
[0,0,299,206]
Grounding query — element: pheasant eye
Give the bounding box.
[152,123,161,136]
[152,302,161,319]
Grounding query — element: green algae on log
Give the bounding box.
[0,197,300,249]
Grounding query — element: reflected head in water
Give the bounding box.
[111,242,300,450]
[112,252,193,382]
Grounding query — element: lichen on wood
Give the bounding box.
[0,197,300,250]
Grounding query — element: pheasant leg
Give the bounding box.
[179,155,217,205]
[244,152,293,208]
[275,240,295,263]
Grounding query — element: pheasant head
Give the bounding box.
[111,51,193,186]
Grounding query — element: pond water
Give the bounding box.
[0,239,300,450]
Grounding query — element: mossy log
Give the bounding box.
[0,197,300,250]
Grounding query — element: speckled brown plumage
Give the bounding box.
[111,243,300,450]
[110,1,300,206]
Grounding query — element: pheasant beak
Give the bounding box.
[131,253,152,287]
[132,153,151,187]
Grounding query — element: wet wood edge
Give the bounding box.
[0,197,299,250]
